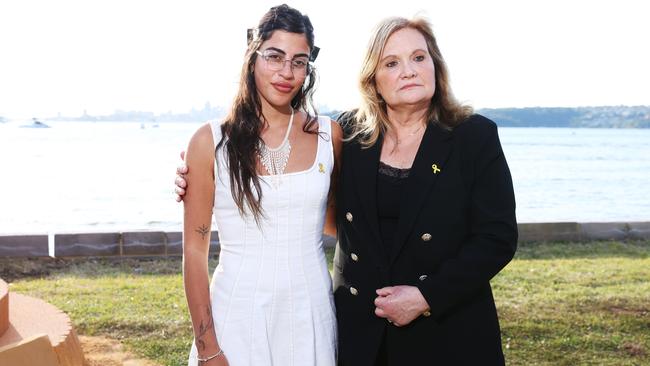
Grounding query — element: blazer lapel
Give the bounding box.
[390,122,454,265]
[352,138,388,267]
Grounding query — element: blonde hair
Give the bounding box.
[350,16,473,147]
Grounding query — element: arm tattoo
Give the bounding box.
[196,305,214,351]
[195,224,209,239]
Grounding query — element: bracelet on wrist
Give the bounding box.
[197,348,223,362]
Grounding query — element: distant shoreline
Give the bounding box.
[2,105,649,128]
[478,106,650,128]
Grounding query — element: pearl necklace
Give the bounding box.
[258,107,294,178]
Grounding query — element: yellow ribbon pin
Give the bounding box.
[431,164,441,174]
[318,163,325,173]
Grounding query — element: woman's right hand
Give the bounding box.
[174,150,189,202]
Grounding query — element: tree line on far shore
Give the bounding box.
[325,106,650,128]
[476,106,650,128]
[3,105,649,128]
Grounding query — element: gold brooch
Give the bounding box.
[431,164,441,174]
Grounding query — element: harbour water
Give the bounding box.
[0,121,648,234]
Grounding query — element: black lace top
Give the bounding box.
[378,161,410,179]
[377,161,410,257]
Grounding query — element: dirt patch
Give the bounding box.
[621,342,647,358]
[79,335,161,366]
[608,305,649,317]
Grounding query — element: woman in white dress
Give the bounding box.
[182,4,342,366]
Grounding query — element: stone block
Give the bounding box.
[518,222,581,242]
[579,222,628,241]
[122,231,166,256]
[166,232,183,255]
[322,235,337,248]
[209,231,220,254]
[165,231,220,256]
[627,222,650,240]
[0,235,49,257]
[54,233,120,257]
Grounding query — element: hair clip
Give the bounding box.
[310,46,320,62]
[247,28,259,45]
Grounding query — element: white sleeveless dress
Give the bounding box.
[188,116,337,366]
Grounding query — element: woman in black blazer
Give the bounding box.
[333,17,517,365]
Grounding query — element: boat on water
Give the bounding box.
[20,118,51,128]
[140,119,160,129]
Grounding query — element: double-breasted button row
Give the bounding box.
[350,287,358,296]
[345,212,353,222]
[421,233,432,242]
[351,253,359,262]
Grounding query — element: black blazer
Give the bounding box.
[334,113,518,366]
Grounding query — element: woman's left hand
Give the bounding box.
[374,285,430,327]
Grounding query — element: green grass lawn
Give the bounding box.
[7,240,650,366]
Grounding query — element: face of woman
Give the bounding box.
[375,28,435,111]
[254,30,311,110]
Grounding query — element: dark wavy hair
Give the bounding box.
[217,4,318,224]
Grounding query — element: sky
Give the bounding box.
[1,0,649,119]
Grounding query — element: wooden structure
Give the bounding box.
[0,278,85,366]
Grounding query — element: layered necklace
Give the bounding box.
[258,107,294,177]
